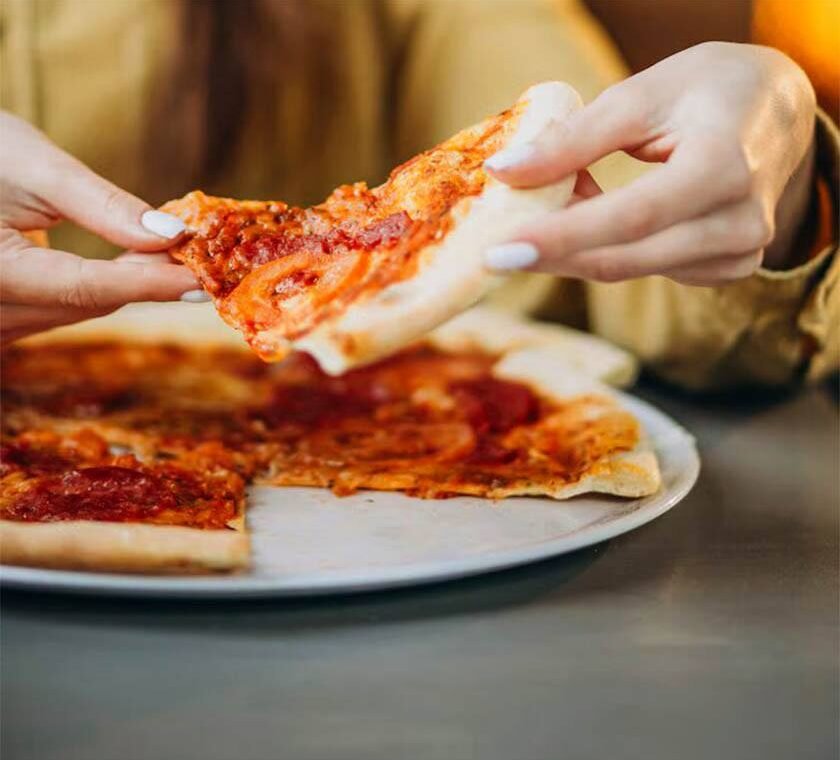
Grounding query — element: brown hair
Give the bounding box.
[146,0,338,203]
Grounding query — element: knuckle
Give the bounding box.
[618,100,648,134]
[719,252,764,282]
[585,255,627,283]
[618,202,656,240]
[721,146,754,200]
[597,83,650,133]
[534,223,570,257]
[101,186,127,217]
[739,250,764,275]
[694,137,754,200]
[596,83,627,111]
[0,227,27,252]
[740,204,775,249]
[57,260,101,310]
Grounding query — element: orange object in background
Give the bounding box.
[586,0,837,123]
[753,0,840,121]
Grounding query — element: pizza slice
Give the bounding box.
[250,347,660,501]
[0,332,251,574]
[0,428,248,573]
[162,81,582,374]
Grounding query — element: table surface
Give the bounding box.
[2,383,838,760]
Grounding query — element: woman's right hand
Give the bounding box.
[0,111,201,344]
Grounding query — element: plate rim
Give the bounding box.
[0,393,699,598]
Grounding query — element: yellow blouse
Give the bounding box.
[1,0,837,390]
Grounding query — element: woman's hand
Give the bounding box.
[0,112,200,343]
[483,43,817,285]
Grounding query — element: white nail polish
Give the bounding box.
[483,242,539,271]
[141,210,186,239]
[484,143,538,172]
[180,289,211,303]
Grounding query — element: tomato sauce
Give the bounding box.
[1,340,640,511]
[450,378,540,434]
[254,384,376,427]
[6,464,235,528]
[0,442,76,477]
[197,209,416,301]
[238,211,413,264]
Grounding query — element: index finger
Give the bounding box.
[485,84,649,188]
[1,246,199,310]
[511,138,751,261]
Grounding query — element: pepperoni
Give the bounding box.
[195,208,414,300]
[238,211,413,264]
[449,378,540,434]
[5,464,215,524]
[223,248,370,347]
[253,385,376,427]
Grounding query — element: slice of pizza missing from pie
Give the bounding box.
[162,82,582,374]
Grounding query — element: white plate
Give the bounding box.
[0,394,698,598]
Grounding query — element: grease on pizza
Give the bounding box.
[162,82,582,374]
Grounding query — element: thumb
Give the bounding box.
[485,84,647,189]
[2,112,185,251]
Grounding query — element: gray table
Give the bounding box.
[2,384,838,760]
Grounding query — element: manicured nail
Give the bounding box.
[484,143,538,173]
[180,289,211,303]
[484,242,539,271]
[141,210,186,239]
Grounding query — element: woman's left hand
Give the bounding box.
[483,42,817,285]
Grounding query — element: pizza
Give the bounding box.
[0,304,659,575]
[0,428,248,573]
[162,81,582,374]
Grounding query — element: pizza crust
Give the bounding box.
[19,301,247,350]
[290,82,583,374]
[490,359,659,499]
[428,306,639,388]
[0,520,249,574]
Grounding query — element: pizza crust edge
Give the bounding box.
[427,306,639,388]
[488,340,661,499]
[0,520,250,574]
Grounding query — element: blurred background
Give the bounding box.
[586,0,838,120]
[8,0,835,260]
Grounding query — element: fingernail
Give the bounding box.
[484,143,538,173]
[484,242,539,271]
[141,210,186,239]
[180,289,211,303]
